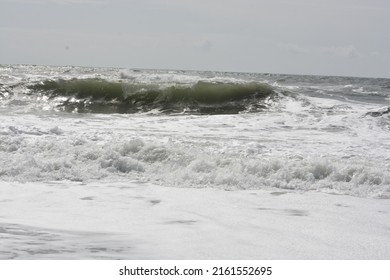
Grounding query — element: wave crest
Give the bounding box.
[27,79,275,114]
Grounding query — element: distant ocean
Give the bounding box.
[1,65,390,259]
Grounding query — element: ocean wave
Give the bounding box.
[2,65,390,200]
[26,79,275,114]
[1,135,389,198]
[365,107,390,117]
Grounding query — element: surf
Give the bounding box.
[27,79,275,114]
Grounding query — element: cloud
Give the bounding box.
[318,45,361,58]
[196,39,212,52]
[278,42,362,59]
[277,43,308,54]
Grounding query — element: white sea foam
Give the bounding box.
[2,180,390,259]
[1,116,389,198]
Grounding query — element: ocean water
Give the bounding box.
[2,65,390,259]
[1,64,390,198]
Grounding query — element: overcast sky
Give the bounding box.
[1,0,390,77]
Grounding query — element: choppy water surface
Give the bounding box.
[1,65,390,198]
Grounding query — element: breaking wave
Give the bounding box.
[26,79,275,114]
[1,134,389,198]
[2,65,390,199]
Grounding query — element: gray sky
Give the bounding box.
[1,0,390,78]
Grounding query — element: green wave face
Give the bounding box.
[28,79,125,100]
[28,78,275,114]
